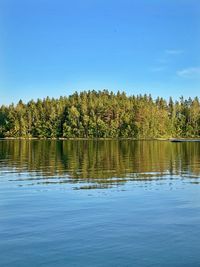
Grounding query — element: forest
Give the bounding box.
[0,90,200,138]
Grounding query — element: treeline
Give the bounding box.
[0,90,200,138]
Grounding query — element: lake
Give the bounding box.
[0,140,200,266]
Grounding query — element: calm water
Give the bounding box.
[1,140,200,266]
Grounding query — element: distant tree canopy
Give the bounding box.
[0,90,200,138]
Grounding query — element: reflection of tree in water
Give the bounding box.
[1,140,200,186]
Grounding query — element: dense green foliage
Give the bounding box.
[0,90,200,138]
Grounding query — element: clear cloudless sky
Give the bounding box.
[0,0,200,105]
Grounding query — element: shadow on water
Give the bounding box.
[0,140,200,189]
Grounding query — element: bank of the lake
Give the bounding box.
[2,137,200,143]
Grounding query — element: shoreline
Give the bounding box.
[1,137,200,142]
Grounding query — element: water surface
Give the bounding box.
[0,140,200,266]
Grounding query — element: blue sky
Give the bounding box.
[0,0,200,105]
